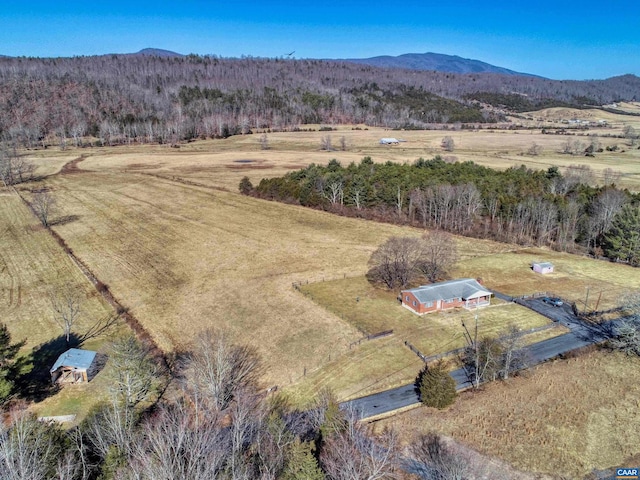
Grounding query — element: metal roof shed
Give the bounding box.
[50,348,98,384]
[532,262,554,274]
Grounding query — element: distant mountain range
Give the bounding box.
[126,49,537,77]
[130,48,185,58]
[341,52,539,77]
[0,48,538,77]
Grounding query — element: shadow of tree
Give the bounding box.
[78,313,120,344]
[49,214,80,226]
[16,333,81,402]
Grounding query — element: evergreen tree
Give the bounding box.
[0,324,24,405]
[239,176,254,195]
[416,361,457,409]
[282,440,325,480]
[603,204,640,266]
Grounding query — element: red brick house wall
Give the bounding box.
[402,293,490,314]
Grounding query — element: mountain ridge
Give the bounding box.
[342,52,540,77]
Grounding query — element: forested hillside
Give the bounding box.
[0,54,638,147]
[250,157,640,264]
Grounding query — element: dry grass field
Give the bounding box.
[383,349,640,478]
[64,105,640,193]
[87,128,640,192]
[42,169,427,388]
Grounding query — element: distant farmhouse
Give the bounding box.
[532,261,554,274]
[379,137,400,145]
[50,348,99,384]
[401,278,492,315]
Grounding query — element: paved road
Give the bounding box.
[341,330,596,419]
[343,296,613,419]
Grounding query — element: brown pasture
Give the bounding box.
[382,349,640,478]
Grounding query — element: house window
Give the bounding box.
[412,301,417,306]
[424,301,433,307]
[405,296,410,302]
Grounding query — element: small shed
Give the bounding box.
[50,348,98,384]
[532,262,554,274]
[379,137,400,145]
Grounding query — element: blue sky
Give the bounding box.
[1,0,639,80]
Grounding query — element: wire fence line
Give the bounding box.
[292,273,364,290]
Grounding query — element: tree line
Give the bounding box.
[247,156,640,265]
[0,54,638,148]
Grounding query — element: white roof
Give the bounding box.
[402,278,491,304]
[533,262,554,268]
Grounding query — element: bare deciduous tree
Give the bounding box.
[0,148,35,187]
[409,434,470,480]
[564,164,594,187]
[320,408,398,480]
[462,324,528,386]
[499,326,529,380]
[50,291,82,346]
[461,334,503,388]
[259,133,269,150]
[184,329,262,411]
[417,231,458,283]
[0,410,68,480]
[367,236,424,289]
[83,399,137,472]
[623,125,638,145]
[609,292,640,355]
[526,142,543,156]
[321,135,333,151]
[441,136,455,152]
[587,188,627,249]
[31,190,57,227]
[107,335,165,408]
[602,167,622,186]
[126,401,229,480]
